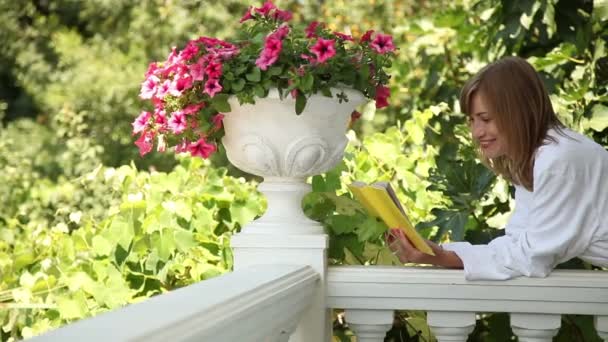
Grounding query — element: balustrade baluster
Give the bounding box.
[426,311,475,342]
[510,313,560,342]
[345,309,394,342]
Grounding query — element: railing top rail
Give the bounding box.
[327,266,608,315]
[32,264,319,342]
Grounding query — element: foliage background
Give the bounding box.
[0,0,606,341]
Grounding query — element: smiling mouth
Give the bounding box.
[479,140,495,148]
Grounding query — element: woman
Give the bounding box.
[387,56,608,280]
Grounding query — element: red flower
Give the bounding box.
[188,138,217,159]
[375,85,390,109]
[310,38,336,63]
[273,9,293,22]
[351,110,362,122]
[255,1,276,16]
[360,30,374,43]
[205,60,223,79]
[370,33,395,54]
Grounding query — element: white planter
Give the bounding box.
[222,88,366,234]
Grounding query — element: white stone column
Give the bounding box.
[427,311,476,342]
[595,316,608,341]
[510,313,561,342]
[345,309,393,342]
[231,232,329,342]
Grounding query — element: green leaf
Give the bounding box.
[301,73,314,91]
[268,66,283,76]
[174,228,197,253]
[584,104,608,132]
[246,68,261,82]
[210,94,231,112]
[295,92,307,115]
[56,294,88,320]
[231,79,245,92]
[356,216,386,241]
[92,235,113,257]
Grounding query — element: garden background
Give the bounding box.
[0,0,606,341]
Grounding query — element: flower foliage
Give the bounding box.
[133,1,396,158]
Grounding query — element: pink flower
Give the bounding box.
[205,60,223,79]
[269,24,290,40]
[263,37,282,56]
[168,111,187,134]
[370,33,395,54]
[305,21,322,38]
[179,42,200,61]
[255,1,276,16]
[272,9,292,22]
[300,54,317,64]
[212,113,224,130]
[204,78,222,97]
[310,38,336,63]
[135,130,154,156]
[132,111,151,134]
[360,30,374,43]
[156,80,171,98]
[375,85,390,109]
[169,75,193,97]
[140,75,159,99]
[190,59,206,81]
[154,109,168,131]
[175,140,190,153]
[188,138,217,158]
[256,52,279,70]
[183,103,205,115]
[145,62,159,77]
[240,6,254,23]
[334,32,353,41]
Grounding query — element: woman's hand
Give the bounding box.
[385,228,463,268]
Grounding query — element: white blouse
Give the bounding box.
[442,128,608,280]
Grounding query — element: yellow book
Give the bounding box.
[348,181,434,256]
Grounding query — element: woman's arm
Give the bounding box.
[386,228,463,268]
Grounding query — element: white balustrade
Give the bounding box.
[345,309,394,342]
[28,264,318,342]
[327,266,608,341]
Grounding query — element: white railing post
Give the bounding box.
[595,316,608,341]
[510,313,561,342]
[345,309,393,342]
[232,182,330,342]
[427,311,476,342]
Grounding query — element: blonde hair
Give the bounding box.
[459,56,564,191]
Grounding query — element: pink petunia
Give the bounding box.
[179,42,200,61]
[370,33,395,54]
[169,75,193,97]
[310,38,336,63]
[168,111,188,134]
[190,59,206,81]
[334,32,354,41]
[212,113,224,130]
[156,80,171,98]
[263,37,282,56]
[135,130,154,156]
[256,52,279,70]
[240,6,254,23]
[255,1,276,16]
[132,111,151,135]
[375,85,390,109]
[145,62,159,77]
[360,30,374,43]
[205,60,223,79]
[272,9,292,22]
[175,139,190,153]
[269,24,290,40]
[183,103,205,115]
[305,21,322,38]
[188,138,217,158]
[204,78,223,97]
[140,75,159,99]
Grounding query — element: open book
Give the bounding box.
[348,181,435,256]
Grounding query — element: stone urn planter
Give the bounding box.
[222,88,366,235]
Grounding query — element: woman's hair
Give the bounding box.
[459,56,564,191]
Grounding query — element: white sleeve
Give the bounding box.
[442,168,597,280]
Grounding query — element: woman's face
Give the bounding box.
[468,93,508,159]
